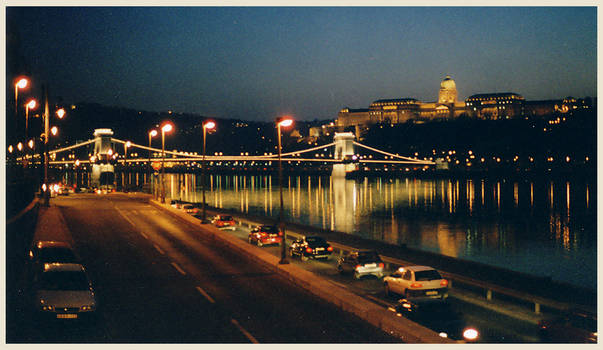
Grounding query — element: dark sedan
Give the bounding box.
[289,236,333,261]
[392,298,479,342]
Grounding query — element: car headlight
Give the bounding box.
[463,328,479,341]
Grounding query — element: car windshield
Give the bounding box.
[306,237,327,246]
[415,269,443,281]
[260,226,278,234]
[39,248,77,263]
[220,216,233,221]
[357,251,381,263]
[39,271,90,291]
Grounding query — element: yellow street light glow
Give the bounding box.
[203,120,216,130]
[108,149,113,156]
[75,160,80,166]
[149,130,158,137]
[8,145,13,153]
[56,108,66,119]
[28,139,34,149]
[50,126,58,136]
[17,142,23,151]
[162,123,173,132]
[16,78,28,89]
[26,99,37,109]
[277,117,293,127]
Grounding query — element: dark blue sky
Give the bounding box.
[7,7,597,121]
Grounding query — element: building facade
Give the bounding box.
[336,76,590,128]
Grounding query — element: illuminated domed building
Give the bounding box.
[337,75,467,128]
[335,75,591,130]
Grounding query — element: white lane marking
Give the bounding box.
[153,244,165,255]
[195,286,215,304]
[328,280,348,289]
[231,319,258,344]
[115,207,137,228]
[170,262,187,275]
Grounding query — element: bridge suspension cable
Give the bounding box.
[353,141,435,165]
[48,139,96,155]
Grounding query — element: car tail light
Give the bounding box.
[378,262,384,268]
[410,283,423,288]
[306,247,313,254]
[278,231,283,236]
[355,264,362,270]
[327,246,333,252]
[440,279,449,287]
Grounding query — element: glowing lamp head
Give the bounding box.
[8,145,14,153]
[26,99,37,109]
[50,126,58,136]
[162,123,173,133]
[16,78,28,89]
[56,108,66,119]
[17,142,23,151]
[203,120,216,130]
[107,149,113,156]
[28,139,34,149]
[277,117,293,128]
[463,328,479,341]
[125,141,131,148]
[149,130,158,137]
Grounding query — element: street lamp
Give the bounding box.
[160,122,173,203]
[124,141,131,190]
[14,77,28,115]
[56,108,66,119]
[276,116,293,264]
[25,99,37,137]
[201,120,216,223]
[148,129,158,191]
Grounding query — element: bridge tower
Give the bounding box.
[91,128,116,190]
[332,132,358,176]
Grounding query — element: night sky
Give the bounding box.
[6,6,597,122]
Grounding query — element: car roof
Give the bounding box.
[401,265,437,272]
[43,263,85,272]
[36,240,72,249]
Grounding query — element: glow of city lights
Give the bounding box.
[108,149,113,156]
[75,160,80,166]
[56,108,66,119]
[42,184,47,192]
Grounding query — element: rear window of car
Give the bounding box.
[414,269,443,281]
[39,271,89,291]
[220,216,233,221]
[357,251,381,263]
[183,205,193,209]
[260,226,278,234]
[39,248,77,263]
[306,237,327,246]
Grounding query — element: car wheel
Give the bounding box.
[384,283,390,296]
[353,271,361,279]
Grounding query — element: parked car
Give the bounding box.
[181,204,197,214]
[392,298,479,342]
[170,200,182,209]
[383,266,449,299]
[289,236,333,261]
[212,214,236,230]
[248,225,282,246]
[29,241,80,273]
[337,249,384,279]
[538,310,597,343]
[30,263,97,320]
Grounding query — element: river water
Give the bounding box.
[150,172,595,289]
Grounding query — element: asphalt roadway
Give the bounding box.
[8,193,399,343]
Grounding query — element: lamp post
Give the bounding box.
[201,120,216,223]
[160,123,173,203]
[276,116,293,264]
[124,141,131,191]
[15,77,28,116]
[148,129,158,197]
[25,99,37,138]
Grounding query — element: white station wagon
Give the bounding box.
[383,265,449,299]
